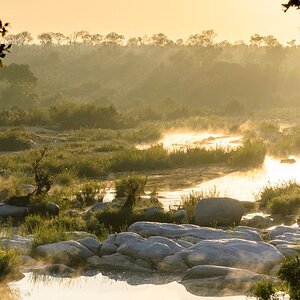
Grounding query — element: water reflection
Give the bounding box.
[9,272,253,300]
[158,155,300,207]
[137,131,242,151]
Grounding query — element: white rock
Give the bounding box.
[129,222,260,241]
[35,240,94,265]
[265,226,299,240]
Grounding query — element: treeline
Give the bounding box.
[3,30,293,47]
[0,103,130,130]
[2,30,300,112]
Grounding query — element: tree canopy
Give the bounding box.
[282,0,300,12]
[0,20,11,67]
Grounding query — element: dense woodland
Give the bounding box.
[1,30,300,120]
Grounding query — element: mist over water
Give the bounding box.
[9,273,252,300]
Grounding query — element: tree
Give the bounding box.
[0,20,11,67]
[103,32,124,46]
[151,33,173,46]
[187,30,216,47]
[250,34,264,47]
[282,0,300,12]
[5,31,32,46]
[37,33,53,45]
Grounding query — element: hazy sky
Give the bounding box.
[3,0,300,42]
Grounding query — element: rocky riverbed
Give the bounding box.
[3,221,300,298]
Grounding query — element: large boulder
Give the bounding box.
[0,204,28,218]
[181,265,265,297]
[159,238,284,274]
[194,197,245,226]
[35,240,94,266]
[129,222,261,241]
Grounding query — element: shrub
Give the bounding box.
[278,256,300,300]
[0,249,20,281]
[116,174,147,209]
[228,139,266,168]
[268,194,300,216]
[252,279,277,300]
[74,182,105,208]
[258,181,300,208]
[0,130,32,151]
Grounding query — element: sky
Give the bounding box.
[2,0,300,43]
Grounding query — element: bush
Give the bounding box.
[278,256,300,300]
[74,182,105,208]
[268,194,300,216]
[0,249,20,281]
[115,174,147,198]
[228,139,266,168]
[115,174,147,209]
[259,181,300,207]
[252,279,277,300]
[0,130,32,151]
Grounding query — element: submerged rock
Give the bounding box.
[280,158,296,164]
[194,197,245,227]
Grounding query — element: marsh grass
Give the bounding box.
[111,139,266,172]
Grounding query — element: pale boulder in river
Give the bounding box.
[194,197,245,226]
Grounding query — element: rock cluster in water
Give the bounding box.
[7,222,300,296]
